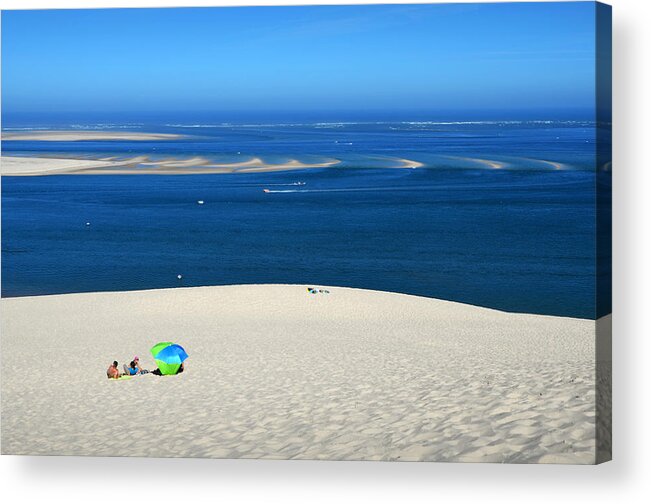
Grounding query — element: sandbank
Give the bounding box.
[1,155,342,175]
[2,131,182,141]
[445,155,506,169]
[395,157,425,169]
[1,156,130,176]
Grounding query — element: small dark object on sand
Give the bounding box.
[307,287,330,295]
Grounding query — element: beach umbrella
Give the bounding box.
[150,342,188,375]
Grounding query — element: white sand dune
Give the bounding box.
[1,284,604,463]
[3,131,182,141]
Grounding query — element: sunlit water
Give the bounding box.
[2,120,610,318]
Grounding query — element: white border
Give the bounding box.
[1,1,649,503]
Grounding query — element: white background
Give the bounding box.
[0,0,648,502]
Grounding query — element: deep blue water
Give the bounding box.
[1,120,609,319]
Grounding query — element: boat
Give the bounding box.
[263,189,270,193]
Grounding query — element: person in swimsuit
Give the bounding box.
[107,361,120,379]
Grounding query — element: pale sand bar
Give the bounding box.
[3,131,182,141]
[1,285,603,463]
[1,155,342,176]
[1,156,130,176]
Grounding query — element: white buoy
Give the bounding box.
[177,274,183,280]
[85,222,90,226]
[197,200,204,205]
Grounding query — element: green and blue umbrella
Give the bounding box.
[150,342,188,375]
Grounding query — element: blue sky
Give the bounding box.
[1,2,596,118]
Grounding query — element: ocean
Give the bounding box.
[1,118,610,319]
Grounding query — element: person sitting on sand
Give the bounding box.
[123,360,141,376]
[132,355,149,374]
[107,361,120,379]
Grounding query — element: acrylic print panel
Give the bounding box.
[0,2,611,463]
